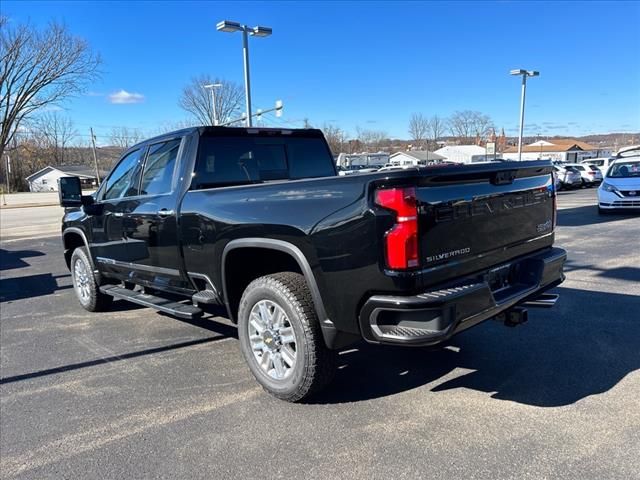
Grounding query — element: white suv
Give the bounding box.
[565,163,602,187]
[597,149,640,213]
[581,157,616,177]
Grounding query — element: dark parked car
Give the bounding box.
[59,126,566,401]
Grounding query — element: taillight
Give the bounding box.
[375,187,419,270]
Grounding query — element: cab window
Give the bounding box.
[140,139,181,196]
[102,149,143,200]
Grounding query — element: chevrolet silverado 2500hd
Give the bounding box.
[58,126,566,401]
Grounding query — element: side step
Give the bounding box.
[192,289,219,305]
[100,285,203,320]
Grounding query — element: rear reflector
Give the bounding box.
[375,187,419,269]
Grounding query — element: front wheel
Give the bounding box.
[237,272,336,402]
[70,247,113,312]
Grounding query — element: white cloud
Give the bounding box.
[108,89,145,104]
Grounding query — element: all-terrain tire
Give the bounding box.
[237,272,336,402]
[70,247,113,312]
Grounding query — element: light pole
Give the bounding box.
[510,69,539,161]
[203,83,222,125]
[216,20,272,127]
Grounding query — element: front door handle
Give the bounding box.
[157,209,175,217]
[113,212,124,217]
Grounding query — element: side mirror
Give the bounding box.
[58,176,82,207]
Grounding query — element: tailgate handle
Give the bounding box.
[492,170,517,185]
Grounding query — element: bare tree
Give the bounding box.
[322,123,348,154]
[155,119,199,135]
[427,114,445,148]
[109,127,143,150]
[471,112,493,140]
[448,111,475,142]
[32,111,77,164]
[0,17,101,161]
[178,75,244,126]
[408,113,428,149]
[448,111,494,144]
[356,127,388,152]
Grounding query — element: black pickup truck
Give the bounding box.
[58,126,566,401]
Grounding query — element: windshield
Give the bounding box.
[607,161,640,178]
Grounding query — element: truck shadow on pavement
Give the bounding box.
[557,205,638,226]
[0,248,46,271]
[313,286,639,407]
[0,273,72,302]
[564,260,640,283]
[0,312,237,385]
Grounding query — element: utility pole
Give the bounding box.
[4,154,10,199]
[510,69,539,161]
[241,29,253,127]
[203,83,222,125]
[90,128,101,186]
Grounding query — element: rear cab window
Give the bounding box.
[191,131,336,190]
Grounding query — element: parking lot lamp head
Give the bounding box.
[217,20,273,127]
[216,20,243,33]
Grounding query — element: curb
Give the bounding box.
[0,203,60,210]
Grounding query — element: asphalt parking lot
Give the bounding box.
[1,188,639,479]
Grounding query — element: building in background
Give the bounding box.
[502,139,602,162]
[335,152,389,168]
[389,151,446,165]
[434,145,488,164]
[26,165,105,192]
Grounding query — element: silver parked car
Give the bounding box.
[554,165,582,189]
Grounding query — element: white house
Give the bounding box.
[502,139,599,162]
[389,151,446,166]
[434,145,488,164]
[26,165,103,192]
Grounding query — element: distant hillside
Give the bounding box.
[67,145,124,171]
[575,133,639,147]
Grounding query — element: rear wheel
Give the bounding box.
[237,272,336,402]
[70,247,113,312]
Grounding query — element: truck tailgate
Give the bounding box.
[417,163,555,269]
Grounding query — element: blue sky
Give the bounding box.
[4,0,640,143]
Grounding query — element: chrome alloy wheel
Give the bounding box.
[248,300,298,380]
[73,257,91,302]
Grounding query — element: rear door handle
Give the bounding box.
[113,212,124,217]
[158,209,174,217]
